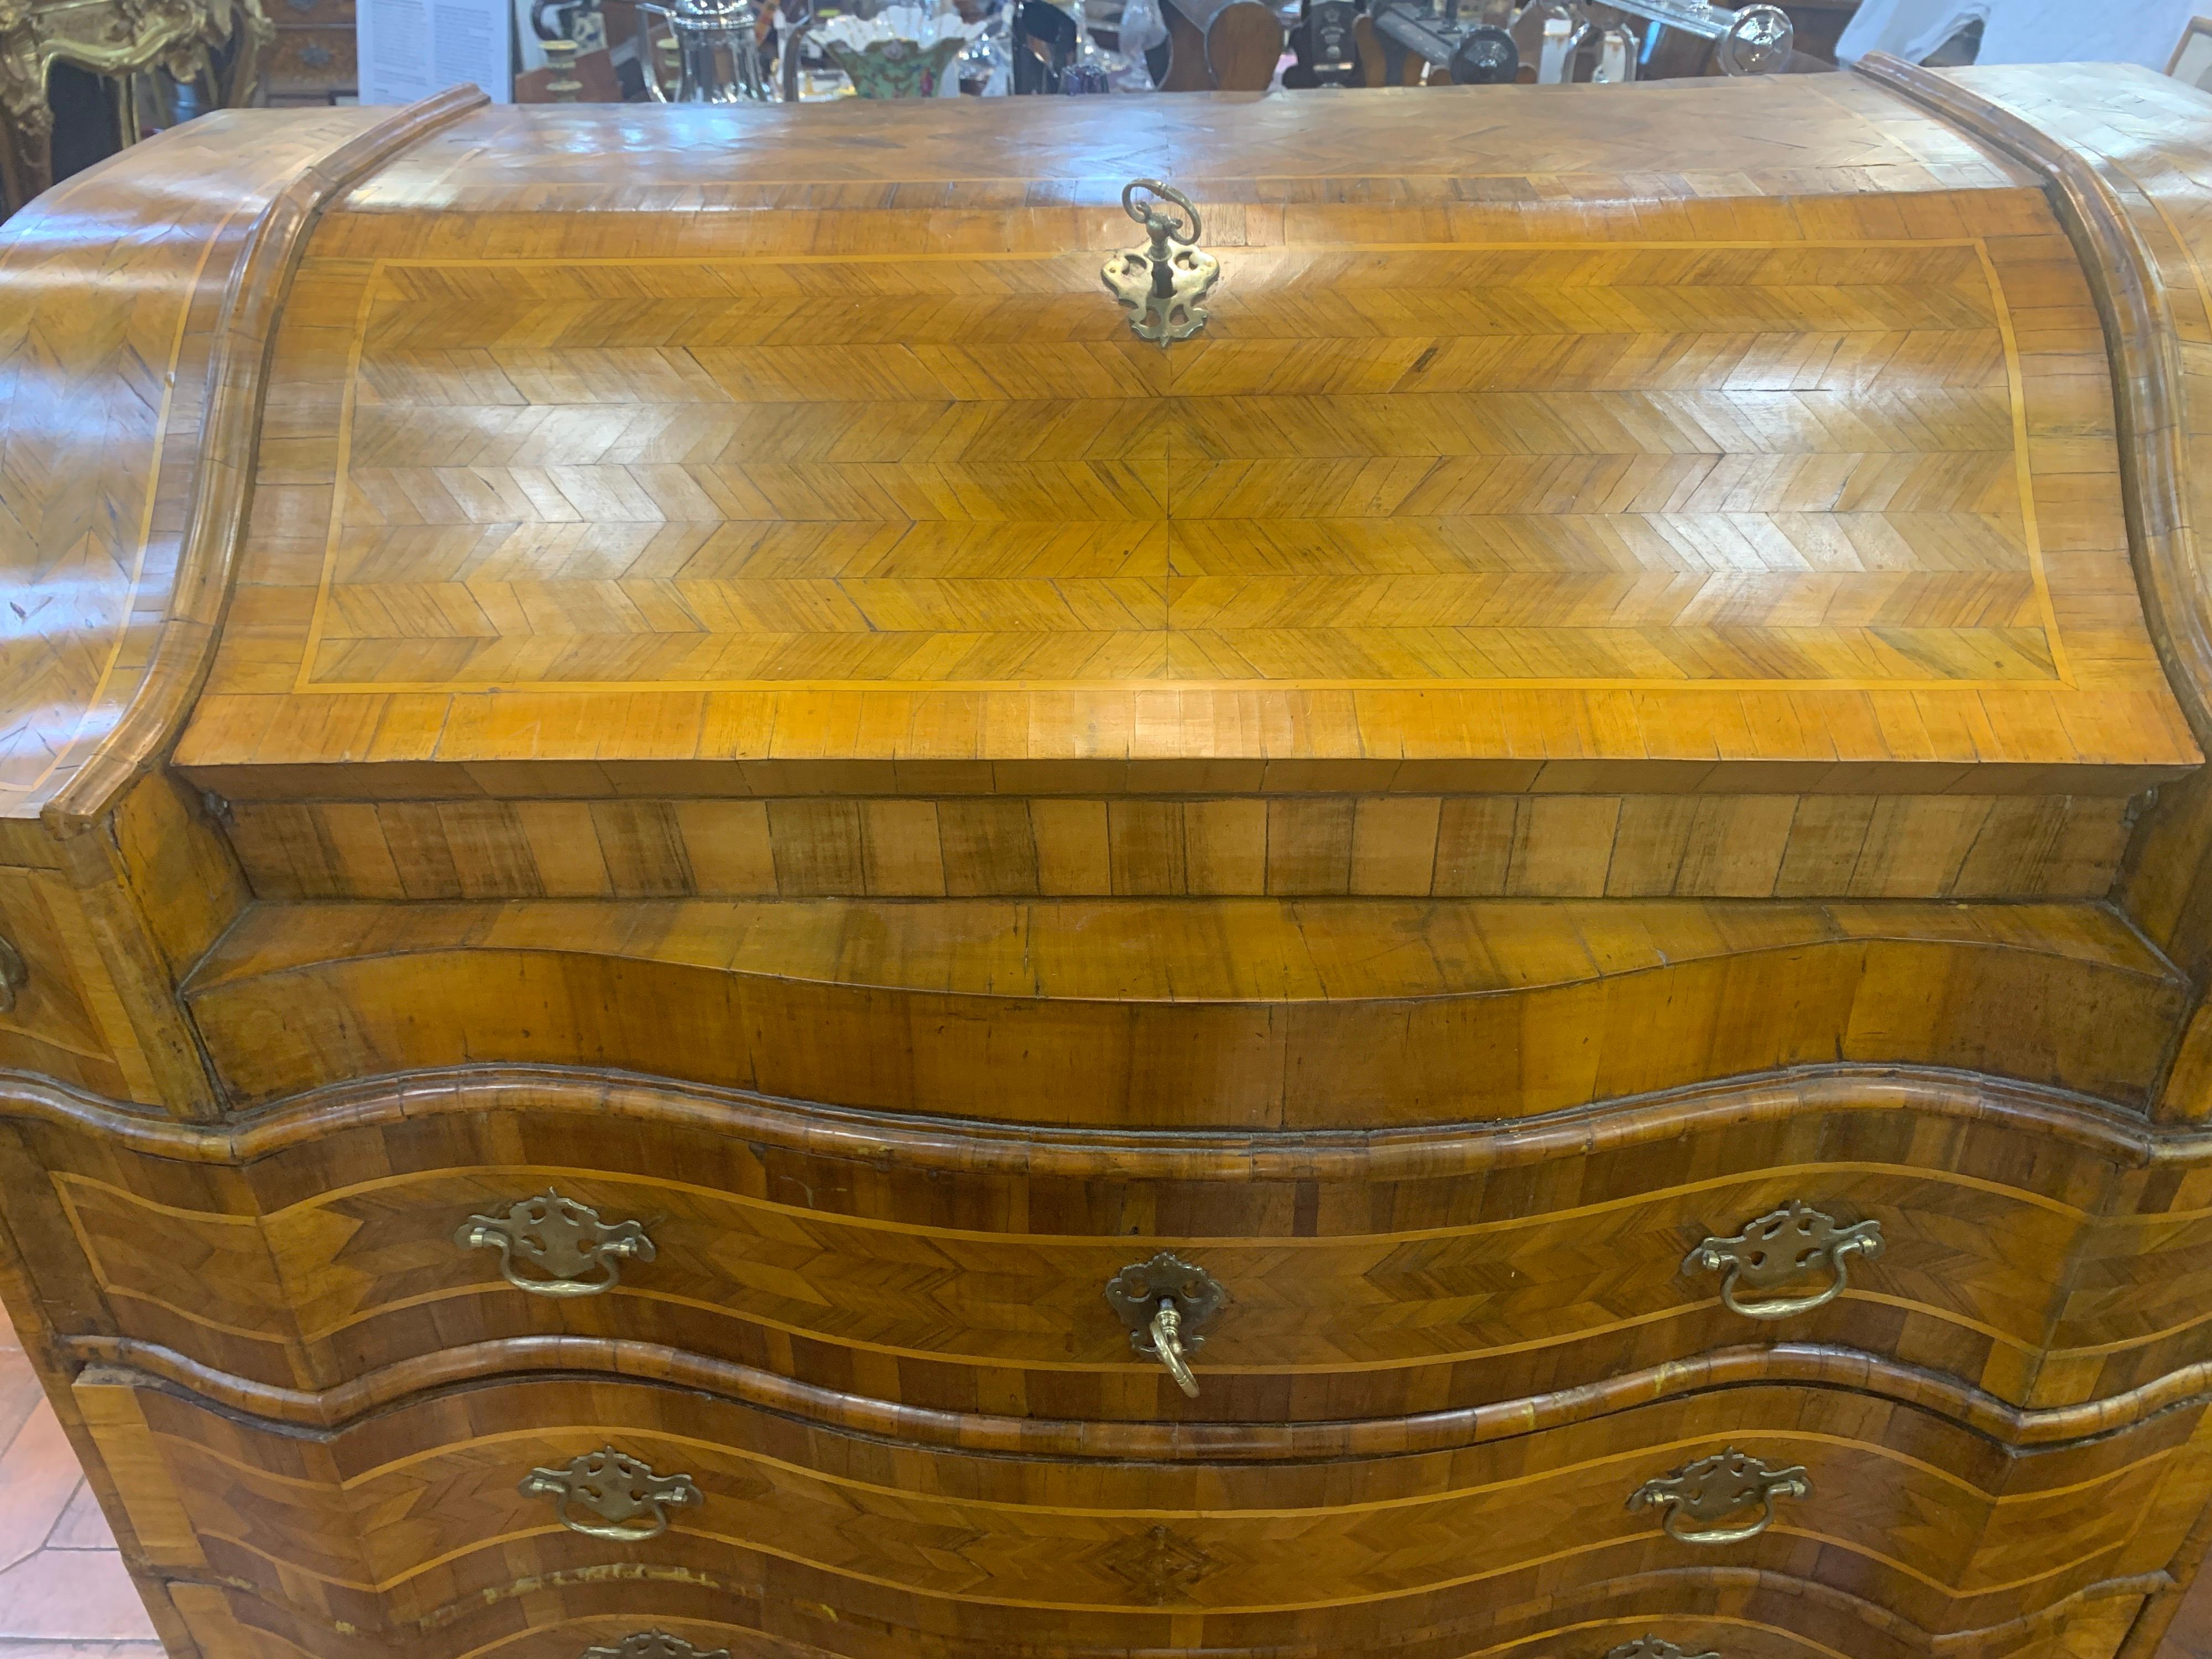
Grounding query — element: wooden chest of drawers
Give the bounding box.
[12,58,2212,1659]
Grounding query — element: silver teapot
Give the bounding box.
[637,0,773,100]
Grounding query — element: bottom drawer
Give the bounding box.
[86,1370,2202,1656]
[163,1574,2161,1659]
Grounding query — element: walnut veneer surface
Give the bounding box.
[171,81,2203,799]
[13,58,2212,1659]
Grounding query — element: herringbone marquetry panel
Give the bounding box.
[169,144,2197,789]
[295,242,2069,694]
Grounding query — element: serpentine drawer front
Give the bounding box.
[139,1574,2153,1659]
[21,56,2212,1659]
[144,1586,2154,1659]
[75,1369,2203,1647]
[28,1077,2147,1415]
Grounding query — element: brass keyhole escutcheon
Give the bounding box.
[1101,179,1221,348]
[1104,1250,1227,1399]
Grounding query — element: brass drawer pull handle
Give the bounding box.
[0,935,25,1015]
[1684,1201,1882,1321]
[458,1188,655,1298]
[1630,1448,1809,1546]
[585,1635,731,1659]
[1105,1251,1227,1400]
[1606,1642,1719,1659]
[520,1447,700,1542]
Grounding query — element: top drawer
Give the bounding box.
[17,1066,2179,1420]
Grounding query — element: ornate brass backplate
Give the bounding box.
[457,1188,656,1298]
[0,934,24,1015]
[583,1635,732,1659]
[1628,1448,1809,1546]
[1605,1640,1720,1659]
[519,1447,702,1541]
[1104,1250,1227,1399]
[1683,1201,1884,1320]
[1100,179,1221,348]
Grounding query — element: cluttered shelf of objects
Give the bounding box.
[514,0,1850,105]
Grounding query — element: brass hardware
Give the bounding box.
[1684,1201,1882,1321]
[1104,1251,1225,1399]
[0,935,24,1015]
[1605,1641,1719,1659]
[458,1189,655,1298]
[583,1635,731,1659]
[1101,180,1220,349]
[1629,1448,1809,1546]
[520,1447,701,1541]
[543,37,583,99]
[1150,1302,1197,1396]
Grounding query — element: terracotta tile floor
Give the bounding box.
[0,1273,2195,1659]
[0,1303,160,1656]
[2167,1567,2212,1659]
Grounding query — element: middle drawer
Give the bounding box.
[77,1369,2202,1650]
[22,1068,2151,1417]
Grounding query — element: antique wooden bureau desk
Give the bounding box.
[16,54,2212,1659]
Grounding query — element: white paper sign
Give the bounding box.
[359,0,513,102]
[1837,0,2204,71]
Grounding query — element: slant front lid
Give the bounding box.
[177,82,2199,796]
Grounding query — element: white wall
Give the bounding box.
[1835,0,2204,70]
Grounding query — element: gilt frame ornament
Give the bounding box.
[0,0,270,213]
[1101,179,1220,348]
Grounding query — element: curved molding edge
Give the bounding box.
[1855,54,2212,745]
[64,1328,2212,1454]
[39,84,488,832]
[0,1058,2188,1173]
[434,1571,2174,1659]
[156,1554,2178,1659]
[1556,1568,2171,1659]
